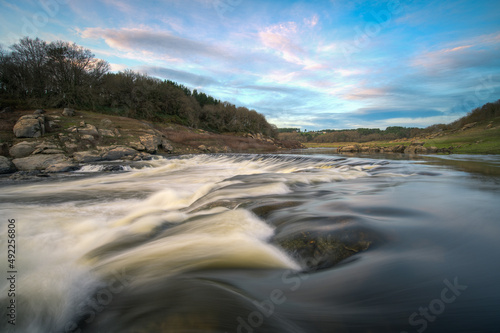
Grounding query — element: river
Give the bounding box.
[1,151,499,333]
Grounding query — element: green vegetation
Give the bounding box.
[289,100,500,154]
[0,37,277,137]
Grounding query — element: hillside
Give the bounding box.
[305,117,500,154]
[0,108,302,175]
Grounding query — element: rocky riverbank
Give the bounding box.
[0,108,303,176]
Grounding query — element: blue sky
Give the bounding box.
[1,0,499,130]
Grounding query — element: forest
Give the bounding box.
[0,37,278,137]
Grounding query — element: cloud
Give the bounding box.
[139,65,219,87]
[412,32,500,74]
[81,27,228,61]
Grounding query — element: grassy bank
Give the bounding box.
[304,117,500,154]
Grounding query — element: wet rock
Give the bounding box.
[13,114,45,138]
[0,156,17,174]
[12,154,68,171]
[62,108,75,116]
[9,141,38,158]
[45,162,79,173]
[273,225,384,272]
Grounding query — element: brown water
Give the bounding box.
[1,152,499,333]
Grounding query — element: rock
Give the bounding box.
[98,129,115,137]
[101,146,139,161]
[40,149,66,154]
[0,143,9,157]
[129,141,146,151]
[198,145,209,152]
[78,124,98,136]
[161,138,173,152]
[12,154,68,171]
[73,151,102,163]
[391,145,406,153]
[13,115,45,138]
[0,156,17,174]
[461,122,477,131]
[9,141,38,158]
[100,118,113,128]
[34,109,45,114]
[62,108,75,116]
[79,121,86,127]
[139,134,162,153]
[81,134,95,141]
[410,141,425,146]
[45,162,78,173]
[339,145,359,153]
[486,123,493,129]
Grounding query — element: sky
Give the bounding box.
[1,0,499,130]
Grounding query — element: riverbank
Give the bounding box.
[0,108,303,175]
[304,117,500,154]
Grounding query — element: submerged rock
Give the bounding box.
[273,224,385,272]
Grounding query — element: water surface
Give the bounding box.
[1,152,499,332]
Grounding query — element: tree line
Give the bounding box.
[0,37,278,137]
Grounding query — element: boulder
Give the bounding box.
[161,138,174,152]
[0,156,16,174]
[12,154,68,171]
[101,146,139,161]
[78,124,98,136]
[62,108,75,116]
[73,151,102,163]
[139,134,162,153]
[129,141,146,151]
[339,145,359,153]
[33,109,45,114]
[13,115,45,138]
[98,129,115,137]
[45,162,79,173]
[9,141,38,158]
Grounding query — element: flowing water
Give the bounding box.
[1,151,499,333]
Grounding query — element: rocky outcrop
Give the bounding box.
[13,114,45,138]
[338,142,452,155]
[12,154,69,171]
[0,156,16,174]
